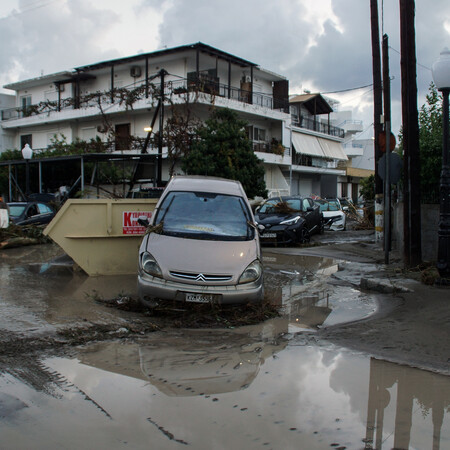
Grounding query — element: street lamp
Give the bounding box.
[431,47,450,279]
[21,143,33,200]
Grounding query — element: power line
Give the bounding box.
[321,82,374,95]
[0,0,62,20]
[389,45,431,71]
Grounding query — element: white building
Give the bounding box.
[330,107,375,203]
[0,93,15,152]
[1,43,348,199]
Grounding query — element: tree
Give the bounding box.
[359,174,375,203]
[182,108,268,199]
[417,83,443,203]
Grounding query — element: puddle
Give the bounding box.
[0,246,381,336]
[0,330,448,449]
[262,252,380,331]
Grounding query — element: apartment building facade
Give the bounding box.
[1,42,347,200]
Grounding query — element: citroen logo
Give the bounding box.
[195,274,207,282]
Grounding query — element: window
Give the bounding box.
[20,134,32,149]
[253,127,266,142]
[115,123,131,150]
[155,191,253,241]
[303,199,312,211]
[20,95,32,117]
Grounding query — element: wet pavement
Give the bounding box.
[0,232,449,449]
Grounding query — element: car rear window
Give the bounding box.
[8,205,26,218]
[154,191,254,241]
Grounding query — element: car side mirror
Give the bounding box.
[137,216,150,227]
[255,206,261,213]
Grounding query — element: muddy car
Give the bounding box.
[7,201,56,226]
[316,199,347,231]
[137,176,263,308]
[255,196,323,245]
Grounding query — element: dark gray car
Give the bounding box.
[255,196,323,245]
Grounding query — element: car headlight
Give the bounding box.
[238,260,263,284]
[280,215,301,225]
[140,251,163,278]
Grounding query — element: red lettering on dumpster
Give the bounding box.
[122,211,152,235]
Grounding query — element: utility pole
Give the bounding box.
[157,69,166,187]
[383,34,392,264]
[370,0,384,241]
[399,0,422,267]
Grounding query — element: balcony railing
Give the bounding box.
[1,77,290,122]
[292,116,345,138]
[252,141,290,157]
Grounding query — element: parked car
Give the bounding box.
[0,197,8,228]
[7,201,56,226]
[137,176,263,308]
[254,196,323,245]
[316,199,346,231]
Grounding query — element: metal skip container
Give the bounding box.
[44,199,157,276]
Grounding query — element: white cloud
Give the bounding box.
[1,0,450,139]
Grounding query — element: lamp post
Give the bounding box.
[21,143,33,200]
[432,47,450,279]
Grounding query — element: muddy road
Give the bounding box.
[0,232,449,449]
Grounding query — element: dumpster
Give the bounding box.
[44,199,157,276]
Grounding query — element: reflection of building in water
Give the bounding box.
[263,252,336,330]
[365,358,450,450]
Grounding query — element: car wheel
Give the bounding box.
[299,227,310,243]
[319,221,325,234]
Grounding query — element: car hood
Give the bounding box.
[142,233,260,279]
[255,212,304,226]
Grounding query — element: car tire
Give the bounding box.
[299,227,310,244]
[319,221,325,234]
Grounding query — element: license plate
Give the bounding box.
[185,293,213,303]
[262,233,277,238]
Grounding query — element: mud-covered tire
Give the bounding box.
[299,227,310,243]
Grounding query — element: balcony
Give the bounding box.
[252,141,290,157]
[1,76,290,123]
[292,116,345,138]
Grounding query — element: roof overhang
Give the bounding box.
[289,93,333,115]
[3,71,75,91]
[75,42,258,73]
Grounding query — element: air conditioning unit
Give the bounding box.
[130,66,142,78]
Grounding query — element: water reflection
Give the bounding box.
[80,319,288,396]
[365,358,450,450]
[1,334,449,449]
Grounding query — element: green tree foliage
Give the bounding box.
[359,174,375,202]
[418,83,443,203]
[181,108,268,199]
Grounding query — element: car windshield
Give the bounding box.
[316,200,340,212]
[8,205,26,218]
[154,191,254,241]
[258,199,302,214]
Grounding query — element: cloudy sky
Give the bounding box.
[1,0,449,139]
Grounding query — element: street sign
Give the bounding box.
[378,152,402,183]
[379,131,396,152]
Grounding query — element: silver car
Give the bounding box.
[137,176,263,307]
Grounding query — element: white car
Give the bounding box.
[137,176,264,308]
[0,198,9,228]
[316,199,346,231]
